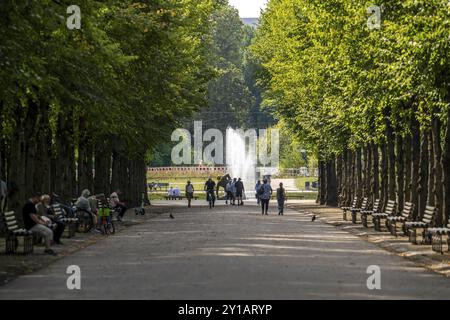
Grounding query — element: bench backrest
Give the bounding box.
[385,200,396,215]
[351,197,358,207]
[4,211,21,232]
[372,199,381,213]
[421,206,437,225]
[360,198,368,210]
[97,199,108,209]
[51,203,65,219]
[400,202,414,219]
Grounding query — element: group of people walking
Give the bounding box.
[183,177,287,215]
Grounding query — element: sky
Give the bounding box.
[228,0,268,18]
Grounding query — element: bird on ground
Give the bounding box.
[170,214,174,219]
[312,215,316,222]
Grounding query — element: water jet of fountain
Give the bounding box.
[226,128,257,199]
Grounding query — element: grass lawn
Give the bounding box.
[294,177,318,191]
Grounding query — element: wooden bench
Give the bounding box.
[3,211,34,255]
[405,206,437,245]
[341,197,358,221]
[51,203,78,238]
[361,199,380,228]
[386,202,415,237]
[372,200,396,232]
[429,219,450,254]
[351,197,369,224]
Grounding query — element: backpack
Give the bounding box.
[258,185,265,196]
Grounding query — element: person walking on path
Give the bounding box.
[259,179,273,215]
[255,180,262,205]
[204,178,216,209]
[185,181,195,208]
[276,183,287,216]
[225,180,233,205]
[235,178,245,206]
[230,178,237,205]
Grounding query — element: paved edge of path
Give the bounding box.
[287,203,450,278]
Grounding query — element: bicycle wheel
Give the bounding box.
[106,221,115,235]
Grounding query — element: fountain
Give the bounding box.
[226,128,257,198]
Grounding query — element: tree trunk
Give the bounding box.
[410,119,420,219]
[8,116,27,215]
[443,108,450,225]
[93,139,112,195]
[396,134,404,212]
[345,149,352,206]
[418,131,429,220]
[318,160,327,205]
[356,148,363,205]
[372,143,380,202]
[78,128,94,196]
[404,132,412,203]
[326,158,338,206]
[386,121,396,202]
[336,153,344,207]
[351,150,356,201]
[363,145,370,199]
[427,131,435,207]
[431,116,444,226]
[380,142,388,211]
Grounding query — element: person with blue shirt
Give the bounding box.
[259,179,273,215]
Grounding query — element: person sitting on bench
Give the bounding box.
[173,187,181,198]
[168,187,174,200]
[38,195,66,245]
[110,190,127,222]
[22,192,56,255]
[76,189,99,231]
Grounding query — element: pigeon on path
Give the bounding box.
[311,215,316,222]
[170,214,174,219]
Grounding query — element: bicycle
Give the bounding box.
[98,202,115,235]
[135,192,147,216]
